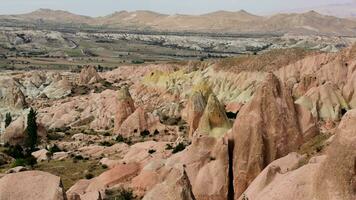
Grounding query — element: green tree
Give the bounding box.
[5,112,12,128]
[26,108,38,151]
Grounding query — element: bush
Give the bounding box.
[74,155,84,160]
[5,112,12,128]
[11,155,37,167]
[172,143,186,154]
[11,158,26,167]
[4,145,25,159]
[99,141,114,147]
[103,132,111,136]
[165,143,173,150]
[48,144,62,154]
[85,173,94,179]
[140,130,150,138]
[116,135,132,145]
[148,149,156,154]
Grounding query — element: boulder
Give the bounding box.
[32,149,50,162]
[0,171,66,200]
[5,166,28,174]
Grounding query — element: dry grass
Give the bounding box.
[299,133,331,158]
[34,159,106,190]
[215,48,317,73]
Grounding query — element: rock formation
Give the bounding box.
[196,94,231,138]
[241,109,356,200]
[295,82,349,121]
[117,107,162,137]
[42,77,72,99]
[165,136,229,200]
[0,77,26,110]
[231,73,304,198]
[114,87,135,133]
[142,166,196,200]
[78,66,102,85]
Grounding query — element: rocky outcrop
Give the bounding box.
[114,87,135,133]
[295,82,349,121]
[142,166,196,200]
[314,109,356,200]
[241,109,356,200]
[0,171,66,200]
[185,80,212,138]
[117,107,162,137]
[67,163,140,198]
[231,73,305,198]
[240,153,322,200]
[165,136,229,200]
[42,77,72,99]
[0,77,26,110]
[186,92,207,138]
[196,94,231,138]
[78,66,102,85]
[39,89,117,130]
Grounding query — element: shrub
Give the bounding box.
[99,141,114,147]
[148,149,156,154]
[140,130,150,138]
[11,155,37,167]
[242,194,249,200]
[172,143,186,154]
[85,173,94,179]
[165,143,173,150]
[5,112,12,128]
[11,158,26,167]
[48,144,62,154]
[74,155,84,160]
[153,129,159,135]
[115,135,132,145]
[104,188,136,200]
[4,145,25,159]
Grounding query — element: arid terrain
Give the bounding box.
[0,8,356,200]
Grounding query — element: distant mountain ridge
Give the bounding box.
[286,2,356,19]
[1,8,356,36]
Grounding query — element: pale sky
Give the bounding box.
[0,0,353,16]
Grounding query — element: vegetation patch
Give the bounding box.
[104,187,136,200]
[34,159,106,190]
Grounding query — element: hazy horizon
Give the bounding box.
[0,0,353,17]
